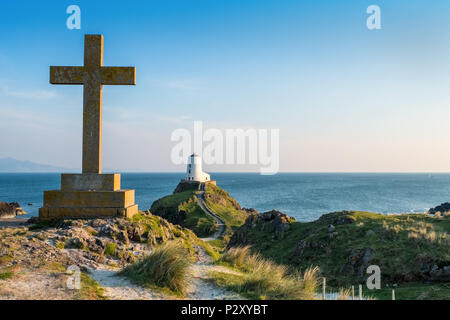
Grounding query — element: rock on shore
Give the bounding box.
[0,202,26,219]
[428,202,450,216]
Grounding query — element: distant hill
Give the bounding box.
[0,157,72,173]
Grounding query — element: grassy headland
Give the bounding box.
[150,183,248,244]
[227,210,450,299]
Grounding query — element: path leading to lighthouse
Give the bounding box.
[197,191,225,241]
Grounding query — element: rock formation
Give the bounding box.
[0,202,26,219]
[228,209,294,248]
[428,202,450,215]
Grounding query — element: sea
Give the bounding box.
[1,173,449,222]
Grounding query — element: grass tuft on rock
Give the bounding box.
[104,243,117,256]
[119,242,192,295]
[0,271,14,280]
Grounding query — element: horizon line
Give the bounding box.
[2,171,450,174]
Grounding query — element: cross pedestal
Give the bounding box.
[39,173,138,220]
[39,35,138,220]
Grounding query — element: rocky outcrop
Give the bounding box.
[339,248,374,280]
[420,263,450,282]
[318,210,356,225]
[428,203,450,215]
[0,212,197,271]
[0,202,26,219]
[293,240,325,256]
[173,181,201,194]
[228,210,294,248]
[243,208,259,215]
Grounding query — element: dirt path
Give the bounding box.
[0,216,241,300]
[197,192,225,241]
[0,272,74,300]
[88,267,170,300]
[87,246,243,300]
[186,246,243,300]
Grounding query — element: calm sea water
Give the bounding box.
[1,173,449,222]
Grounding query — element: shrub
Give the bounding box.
[119,242,192,295]
[104,243,117,256]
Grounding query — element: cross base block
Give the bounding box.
[61,173,120,191]
[39,189,138,220]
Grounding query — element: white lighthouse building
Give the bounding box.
[186,154,210,182]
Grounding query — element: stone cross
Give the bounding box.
[50,34,136,174]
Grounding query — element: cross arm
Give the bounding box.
[100,67,136,85]
[50,66,85,85]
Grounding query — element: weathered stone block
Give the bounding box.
[42,189,135,208]
[39,189,138,220]
[39,204,138,220]
[61,173,120,191]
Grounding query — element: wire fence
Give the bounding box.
[318,277,448,300]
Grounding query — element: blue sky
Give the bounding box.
[1,0,450,172]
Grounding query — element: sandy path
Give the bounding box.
[89,267,169,300]
[0,272,73,300]
[88,246,243,300]
[186,246,243,300]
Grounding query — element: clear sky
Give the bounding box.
[1,0,450,172]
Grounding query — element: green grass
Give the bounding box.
[39,261,66,274]
[210,246,319,300]
[204,184,248,236]
[0,271,14,280]
[150,184,248,242]
[206,238,228,252]
[227,211,450,299]
[150,190,198,219]
[131,212,165,237]
[131,212,218,260]
[179,197,217,237]
[367,282,450,300]
[0,264,19,281]
[77,273,106,300]
[104,243,117,256]
[151,191,218,237]
[0,254,13,266]
[119,242,193,296]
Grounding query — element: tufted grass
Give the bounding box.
[119,242,193,295]
[212,246,320,300]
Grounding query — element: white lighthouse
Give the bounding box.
[186,154,210,182]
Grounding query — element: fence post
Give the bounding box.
[392,289,396,301]
[359,284,363,300]
[352,286,355,300]
[322,277,326,300]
